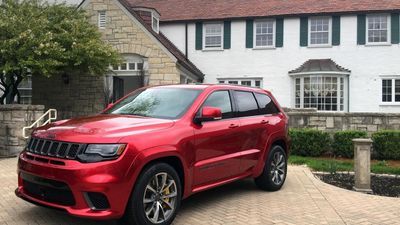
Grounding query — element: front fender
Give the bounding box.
[125,145,191,198]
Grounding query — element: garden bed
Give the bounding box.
[315,173,400,197]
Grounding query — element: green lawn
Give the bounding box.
[288,155,400,175]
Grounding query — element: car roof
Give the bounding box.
[152,84,270,93]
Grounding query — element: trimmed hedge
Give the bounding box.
[372,130,400,160]
[332,130,368,158]
[289,129,331,157]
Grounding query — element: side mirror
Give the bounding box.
[195,106,222,124]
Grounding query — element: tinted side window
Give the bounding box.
[202,91,233,119]
[234,91,259,117]
[255,93,280,114]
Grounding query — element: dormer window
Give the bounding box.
[152,15,159,33]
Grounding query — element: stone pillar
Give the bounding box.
[352,138,373,194]
[0,104,45,157]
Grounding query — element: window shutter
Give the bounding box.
[357,15,366,45]
[223,21,231,49]
[391,13,400,44]
[332,16,341,46]
[276,18,284,47]
[300,17,308,47]
[246,19,254,48]
[195,22,203,50]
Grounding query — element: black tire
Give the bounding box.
[120,163,182,225]
[255,145,287,191]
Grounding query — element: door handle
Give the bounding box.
[261,120,269,124]
[229,124,239,128]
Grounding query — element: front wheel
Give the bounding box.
[120,163,182,225]
[255,145,287,191]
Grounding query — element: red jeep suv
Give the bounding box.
[16,84,289,225]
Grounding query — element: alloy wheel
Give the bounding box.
[143,172,178,224]
[270,151,286,185]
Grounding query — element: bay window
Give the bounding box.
[294,75,347,111]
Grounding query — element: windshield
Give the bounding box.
[105,88,202,119]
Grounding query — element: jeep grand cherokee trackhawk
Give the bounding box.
[16,84,289,225]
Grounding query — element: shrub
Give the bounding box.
[289,129,331,157]
[372,130,400,160]
[332,130,368,158]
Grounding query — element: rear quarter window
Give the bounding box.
[254,92,280,115]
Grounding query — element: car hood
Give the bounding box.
[32,114,175,143]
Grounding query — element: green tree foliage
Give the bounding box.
[0,0,121,104]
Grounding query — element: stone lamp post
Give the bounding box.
[352,138,373,194]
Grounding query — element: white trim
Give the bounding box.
[152,14,160,33]
[203,22,224,50]
[366,14,391,45]
[380,77,400,104]
[289,71,350,76]
[253,19,276,48]
[308,16,332,47]
[98,11,107,29]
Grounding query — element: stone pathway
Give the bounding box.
[1,157,399,225]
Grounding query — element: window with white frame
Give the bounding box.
[152,16,159,33]
[254,20,275,47]
[218,79,262,88]
[98,11,106,29]
[367,14,390,44]
[203,23,223,49]
[294,75,347,111]
[382,78,400,103]
[309,17,331,46]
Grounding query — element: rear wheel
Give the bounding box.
[255,145,287,191]
[120,163,181,225]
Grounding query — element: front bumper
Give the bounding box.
[16,151,136,220]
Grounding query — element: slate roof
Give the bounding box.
[289,59,351,74]
[126,0,400,22]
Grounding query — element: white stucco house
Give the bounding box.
[122,0,400,113]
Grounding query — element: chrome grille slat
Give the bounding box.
[26,138,84,160]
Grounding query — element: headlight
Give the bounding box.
[77,144,126,163]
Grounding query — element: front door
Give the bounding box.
[193,90,242,187]
[113,76,124,102]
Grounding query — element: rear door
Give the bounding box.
[193,90,242,187]
[239,92,282,172]
[233,90,266,173]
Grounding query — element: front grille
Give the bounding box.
[27,138,85,160]
[21,173,75,206]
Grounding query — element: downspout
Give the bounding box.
[185,22,188,59]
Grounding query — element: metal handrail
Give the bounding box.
[22,109,57,139]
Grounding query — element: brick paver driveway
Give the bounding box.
[1,157,399,225]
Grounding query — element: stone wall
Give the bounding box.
[32,73,105,119]
[286,108,400,135]
[84,0,181,85]
[0,105,44,157]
